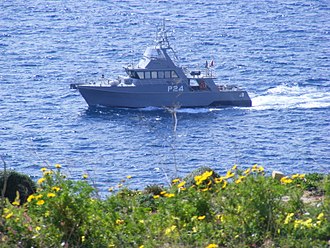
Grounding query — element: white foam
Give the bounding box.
[176,108,214,114]
[251,84,330,110]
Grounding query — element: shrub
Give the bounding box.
[0,170,36,205]
[0,164,329,247]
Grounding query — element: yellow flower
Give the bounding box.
[165,225,176,235]
[243,168,251,175]
[5,212,13,219]
[303,218,313,228]
[43,170,53,176]
[317,213,324,220]
[116,219,124,225]
[258,166,264,172]
[82,174,88,179]
[40,167,47,172]
[47,193,56,198]
[139,246,144,248]
[235,178,242,184]
[280,177,293,184]
[126,175,132,179]
[37,200,45,205]
[172,178,180,183]
[195,171,213,185]
[198,215,206,220]
[299,174,305,179]
[203,170,213,178]
[206,244,218,248]
[291,174,300,179]
[12,200,20,206]
[215,177,223,184]
[294,220,302,229]
[231,165,237,170]
[294,218,313,229]
[224,170,235,179]
[35,226,41,232]
[55,164,61,169]
[252,164,258,171]
[35,194,43,199]
[37,177,46,185]
[160,191,167,195]
[177,181,186,188]
[221,180,227,189]
[164,193,175,198]
[284,213,294,224]
[108,187,114,192]
[27,195,34,202]
[52,186,60,192]
[153,195,160,199]
[81,236,85,242]
[45,211,50,217]
[194,175,202,185]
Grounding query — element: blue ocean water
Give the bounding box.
[1,0,329,193]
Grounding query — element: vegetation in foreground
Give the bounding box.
[0,164,329,248]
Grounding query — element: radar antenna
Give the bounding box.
[155,19,179,61]
[155,19,171,49]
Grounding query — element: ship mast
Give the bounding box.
[155,20,179,62]
[155,19,171,49]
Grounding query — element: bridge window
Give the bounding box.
[164,71,171,78]
[158,71,165,78]
[137,71,144,79]
[152,71,158,79]
[145,71,151,79]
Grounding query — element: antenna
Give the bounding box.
[155,19,171,49]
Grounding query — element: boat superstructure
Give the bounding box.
[71,22,252,108]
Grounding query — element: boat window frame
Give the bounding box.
[151,71,158,79]
[129,70,139,79]
[171,71,179,78]
[158,71,165,79]
[164,71,171,78]
[137,71,144,79]
[145,71,151,79]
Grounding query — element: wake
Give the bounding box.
[251,84,330,110]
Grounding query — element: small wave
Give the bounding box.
[176,108,214,114]
[138,106,163,111]
[252,84,330,110]
[138,107,222,114]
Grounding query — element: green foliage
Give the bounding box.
[302,173,325,192]
[0,170,36,204]
[0,165,329,247]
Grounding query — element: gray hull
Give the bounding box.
[78,86,252,108]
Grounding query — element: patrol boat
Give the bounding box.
[71,23,252,108]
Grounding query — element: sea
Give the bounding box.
[1,0,329,194]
